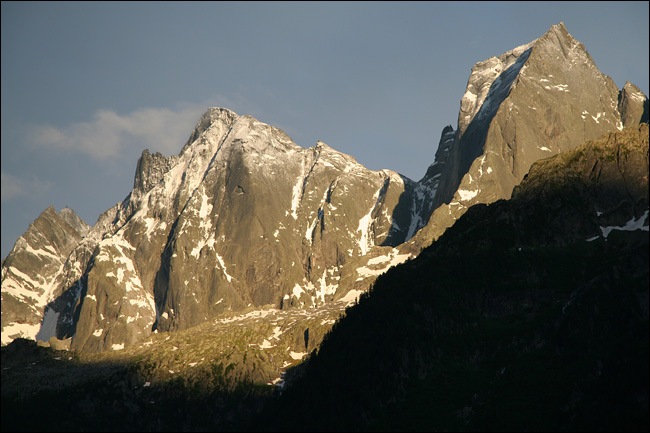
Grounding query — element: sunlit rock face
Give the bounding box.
[3,107,437,351]
[406,22,648,251]
[2,23,647,353]
[1,207,88,345]
[618,81,649,127]
[74,108,444,351]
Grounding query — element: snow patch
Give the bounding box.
[544,84,569,92]
[292,283,305,299]
[458,189,479,201]
[600,210,649,238]
[259,339,275,349]
[35,307,60,342]
[1,322,42,345]
[214,308,281,324]
[215,253,233,282]
[356,250,412,280]
[339,289,364,305]
[289,351,307,360]
[290,167,305,219]
[315,269,338,302]
[357,187,384,255]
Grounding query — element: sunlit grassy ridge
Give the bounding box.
[1,301,348,431]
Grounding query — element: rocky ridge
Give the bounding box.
[2,109,431,351]
[405,22,647,252]
[1,23,648,354]
[1,207,88,345]
[3,122,647,433]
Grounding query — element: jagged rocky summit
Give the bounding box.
[1,108,434,351]
[404,22,648,252]
[1,207,89,345]
[1,22,648,352]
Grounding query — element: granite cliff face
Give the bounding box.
[2,108,432,351]
[406,22,647,251]
[1,207,88,344]
[71,109,431,351]
[1,23,647,353]
[619,81,649,127]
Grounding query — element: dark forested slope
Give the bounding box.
[257,124,649,431]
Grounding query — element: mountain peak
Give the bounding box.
[458,36,534,136]
[179,107,239,155]
[532,21,591,66]
[548,21,568,36]
[58,207,90,238]
[406,22,634,253]
[619,80,649,126]
[538,22,576,48]
[133,148,179,196]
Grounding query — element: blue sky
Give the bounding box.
[2,1,648,259]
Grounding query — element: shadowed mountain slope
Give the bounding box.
[255,124,649,431]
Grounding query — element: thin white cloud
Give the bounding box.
[30,104,208,160]
[1,172,52,202]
